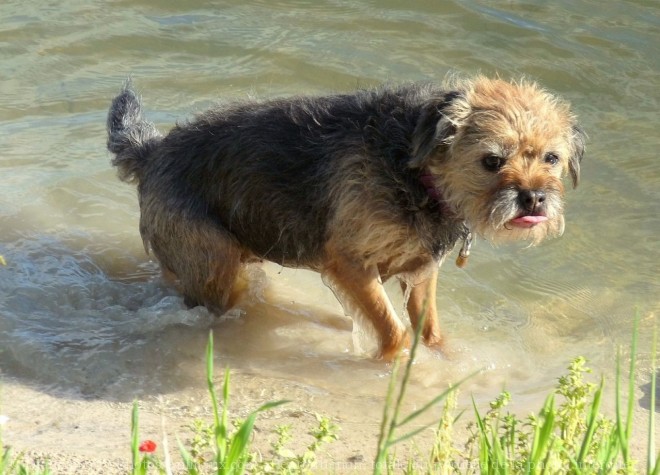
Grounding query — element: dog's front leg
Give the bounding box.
[400,267,442,348]
[322,255,408,361]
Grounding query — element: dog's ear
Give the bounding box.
[568,124,586,188]
[410,91,463,169]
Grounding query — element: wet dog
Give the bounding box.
[107,76,585,360]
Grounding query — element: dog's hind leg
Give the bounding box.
[147,218,244,315]
[201,237,244,313]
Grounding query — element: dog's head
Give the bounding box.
[411,76,586,244]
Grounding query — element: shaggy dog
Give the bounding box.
[107,76,585,359]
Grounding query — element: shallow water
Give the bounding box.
[0,0,658,435]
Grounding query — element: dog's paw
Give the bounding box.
[378,333,412,362]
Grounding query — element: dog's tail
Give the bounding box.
[106,80,162,183]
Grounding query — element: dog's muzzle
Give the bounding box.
[510,189,549,228]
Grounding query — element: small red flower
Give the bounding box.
[139,440,157,453]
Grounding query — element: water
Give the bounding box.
[0,0,658,456]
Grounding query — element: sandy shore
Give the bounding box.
[2,374,387,474]
[3,366,657,475]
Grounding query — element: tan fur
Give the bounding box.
[430,76,579,245]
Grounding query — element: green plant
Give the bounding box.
[186,419,215,467]
[367,312,657,475]
[647,325,658,475]
[249,414,339,474]
[128,331,341,475]
[373,308,473,475]
[455,314,658,475]
[301,414,340,469]
[428,390,462,474]
[176,332,289,475]
[465,359,622,473]
[0,417,51,475]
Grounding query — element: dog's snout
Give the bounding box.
[518,189,546,213]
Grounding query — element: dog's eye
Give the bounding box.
[482,154,504,172]
[544,152,559,165]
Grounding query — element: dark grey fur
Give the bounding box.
[107,80,162,183]
[107,82,467,309]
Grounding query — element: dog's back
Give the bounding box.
[107,84,441,267]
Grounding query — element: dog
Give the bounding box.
[107,76,585,360]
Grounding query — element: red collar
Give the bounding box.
[419,171,455,217]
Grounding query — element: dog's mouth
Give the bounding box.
[509,214,548,228]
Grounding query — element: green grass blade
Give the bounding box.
[206,332,230,469]
[177,436,200,475]
[225,413,257,475]
[220,367,230,444]
[577,377,605,464]
[505,416,516,462]
[131,401,146,475]
[538,436,557,475]
[6,451,29,475]
[490,425,508,475]
[397,372,477,428]
[253,400,290,413]
[614,315,640,472]
[622,315,638,466]
[390,307,427,424]
[375,309,431,475]
[222,367,230,431]
[472,396,492,459]
[529,394,555,469]
[374,355,401,475]
[594,425,620,474]
[479,434,491,475]
[226,400,289,475]
[207,332,219,426]
[615,345,625,463]
[648,325,658,475]
[560,447,580,474]
[131,401,138,469]
[375,303,429,475]
[1,446,12,471]
[387,420,441,447]
[206,332,221,430]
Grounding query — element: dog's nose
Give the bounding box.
[518,189,546,213]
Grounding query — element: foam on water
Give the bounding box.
[0,232,217,397]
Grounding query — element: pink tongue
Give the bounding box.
[511,215,548,227]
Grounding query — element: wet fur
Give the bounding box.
[107,76,585,359]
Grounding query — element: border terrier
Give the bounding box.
[107,76,585,360]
